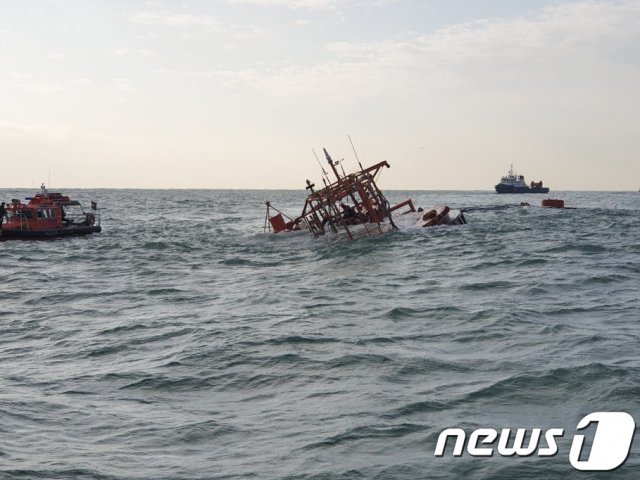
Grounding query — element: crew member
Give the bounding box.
[340,203,356,220]
[0,202,7,229]
[61,207,70,226]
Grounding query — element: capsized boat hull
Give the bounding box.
[411,206,467,227]
[334,221,395,239]
[0,225,101,240]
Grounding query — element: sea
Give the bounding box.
[0,189,638,479]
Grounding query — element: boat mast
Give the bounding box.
[323,148,342,182]
[348,135,364,171]
[312,149,330,186]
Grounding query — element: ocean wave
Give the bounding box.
[2,190,638,479]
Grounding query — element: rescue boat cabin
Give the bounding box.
[265,148,416,240]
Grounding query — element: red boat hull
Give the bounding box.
[0,225,101,240]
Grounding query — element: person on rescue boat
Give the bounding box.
[0,202,7,229]
[61,207,71,226]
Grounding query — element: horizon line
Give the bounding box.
[1,186,637,193]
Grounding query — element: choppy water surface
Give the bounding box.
[1,189,639,479]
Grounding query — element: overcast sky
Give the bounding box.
[1,0,639,190]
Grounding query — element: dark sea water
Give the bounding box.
[1,189,639,479]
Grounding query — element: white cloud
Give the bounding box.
[129,10,269,39]
[0,121,74,144]
[130,10,224,30]
[323,2,640,64]
[6,71,63,93]
[7,71,31,81]
[47,52,67,60]
[3,0,639,188]
[113,78,135,93]
[111,48,158,57]
[69,77,92,86]
[183,1,640,103]
[227,0,346,8]
[227,0,394,9]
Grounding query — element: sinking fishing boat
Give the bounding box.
[264,148,466,240]
[0,185,101,240]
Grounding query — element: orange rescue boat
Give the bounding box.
[0,185,101,240]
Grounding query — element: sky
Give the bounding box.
[1,0,639,190]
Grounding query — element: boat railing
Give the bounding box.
[64,212,100,227]
[389,199,416,214]
[3,211,32,230]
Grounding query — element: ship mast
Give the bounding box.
[312,149,330,186]
[323,148,342,182]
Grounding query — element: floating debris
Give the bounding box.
[542,198,565,208]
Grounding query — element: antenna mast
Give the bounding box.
[312,149,330,186]
[338,159,347,178]
[348,135,364,171]
[323,148,341,181]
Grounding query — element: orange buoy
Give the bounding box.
[542,199,564,208]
